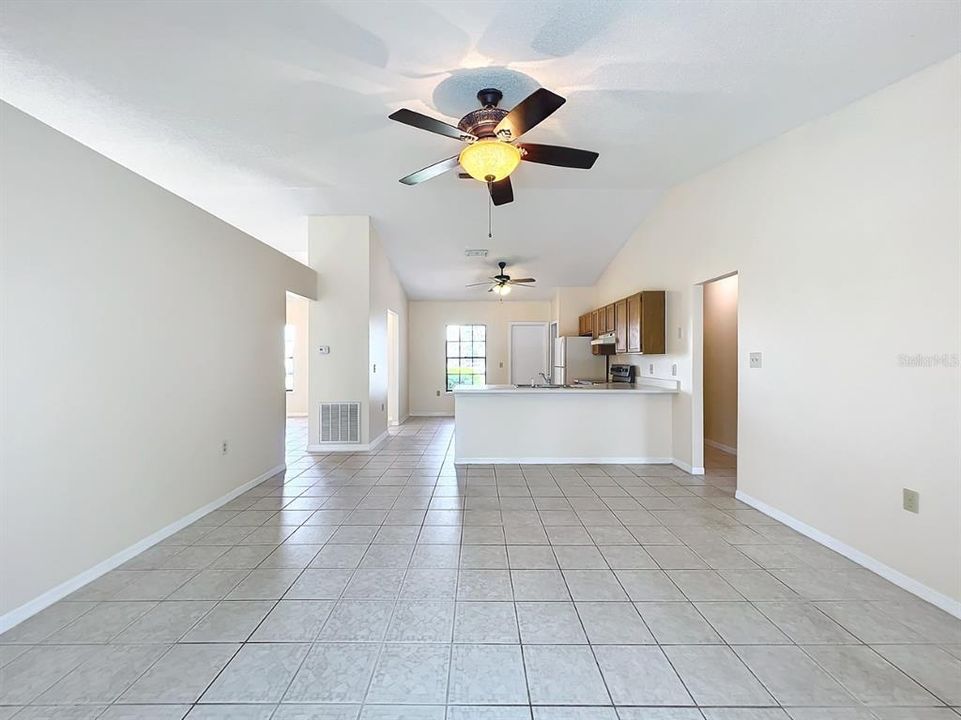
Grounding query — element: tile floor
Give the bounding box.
[1,417,959,719]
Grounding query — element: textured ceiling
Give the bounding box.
[1,1,958,299]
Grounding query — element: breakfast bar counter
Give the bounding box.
[452,382,678,465]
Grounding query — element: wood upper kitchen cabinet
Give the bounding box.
[626,291,666,354]
[614,298,627,353]
[641,290,666,354]
[578,313,592,337]
[626,293,642,353]
[605,304,615,333]
[591,309,601,338]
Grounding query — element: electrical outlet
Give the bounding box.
[749,352,762,369]
[372,363,377,373]
[318,345,330,355]
[902,488,919,513]
[671,363,677,377]
[221,440,228,456]
[436,390,441,397]
[499,361,504,368]
[648,363,654,374]
[381,403,385,411]
[677,327,682,340]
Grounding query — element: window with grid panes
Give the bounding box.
[446,324,486,391]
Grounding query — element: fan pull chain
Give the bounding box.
[488,194,492,240]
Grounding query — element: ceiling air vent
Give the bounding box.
[319,402,361,444]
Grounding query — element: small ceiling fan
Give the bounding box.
[466,261,535,296]
[389,87,598,206]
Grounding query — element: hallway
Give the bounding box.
[1,417,958,718]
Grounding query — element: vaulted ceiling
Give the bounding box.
[2,1,958,299]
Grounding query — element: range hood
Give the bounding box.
[591,332,616,346]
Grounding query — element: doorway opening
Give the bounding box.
[508,321,549,385]
[285,293,310,419]
[387,309,400,426]
[285,292,310,456]
[701,273,738,481]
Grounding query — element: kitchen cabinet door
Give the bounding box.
[591,309,600,339]
[626,293,641,353]
[641,290,666,354]
[605,304,615,333]
[614,298,627,353]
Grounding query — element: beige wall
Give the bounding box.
[285,293,309,416]
[552,287,598,337]
[409,300,551,415]
[594,56,961,607]
[307,216,407,447]
[703,275,738,452]
[307,216,372,444]
[0,102,316,621]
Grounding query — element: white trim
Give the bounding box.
[0,463,286,635]
[389,413,409,427]
[308,429,388,453]
[735,490,961,619]
[455,456,676,465]
[408,411,454,417]
[672,457,705,475]
[285,412,308,418]
[705,439,737,456]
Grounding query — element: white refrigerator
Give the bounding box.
[553,336,606,385]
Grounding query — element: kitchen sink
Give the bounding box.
[512,383,590,389]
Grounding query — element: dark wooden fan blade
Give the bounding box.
[399,156,460,186]
[389,109,476,142]
[510,278,536,283]
[521,144,598,169]
[494,88,566,140]
[488,177,514,206]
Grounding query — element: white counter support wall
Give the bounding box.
[454,387,675,465]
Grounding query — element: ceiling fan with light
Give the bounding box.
[466,261,535,296]
[389,87,598,206]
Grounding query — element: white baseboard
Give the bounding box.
[307,429,388,454]
[0,463,286,635]
[389,414,409,427]
[454,456,676,465]
[285,412,308,418]
[735,490,961,619]
[705,439,737,456]
[408,411,454,417]
[673,458,706,476]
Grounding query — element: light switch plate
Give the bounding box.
[749,352,762,368]
[318,345,330,355]
[903,488,919,513]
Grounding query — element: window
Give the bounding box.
[284,324,295,392]
[446,324,486,391]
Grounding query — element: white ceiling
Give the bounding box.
[1,1,958,299]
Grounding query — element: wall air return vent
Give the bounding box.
[319,402,361,444]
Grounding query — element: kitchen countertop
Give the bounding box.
[453,382,678,395]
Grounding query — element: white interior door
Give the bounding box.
[509,323,549,385]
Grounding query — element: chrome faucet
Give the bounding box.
[538,372,551,385]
